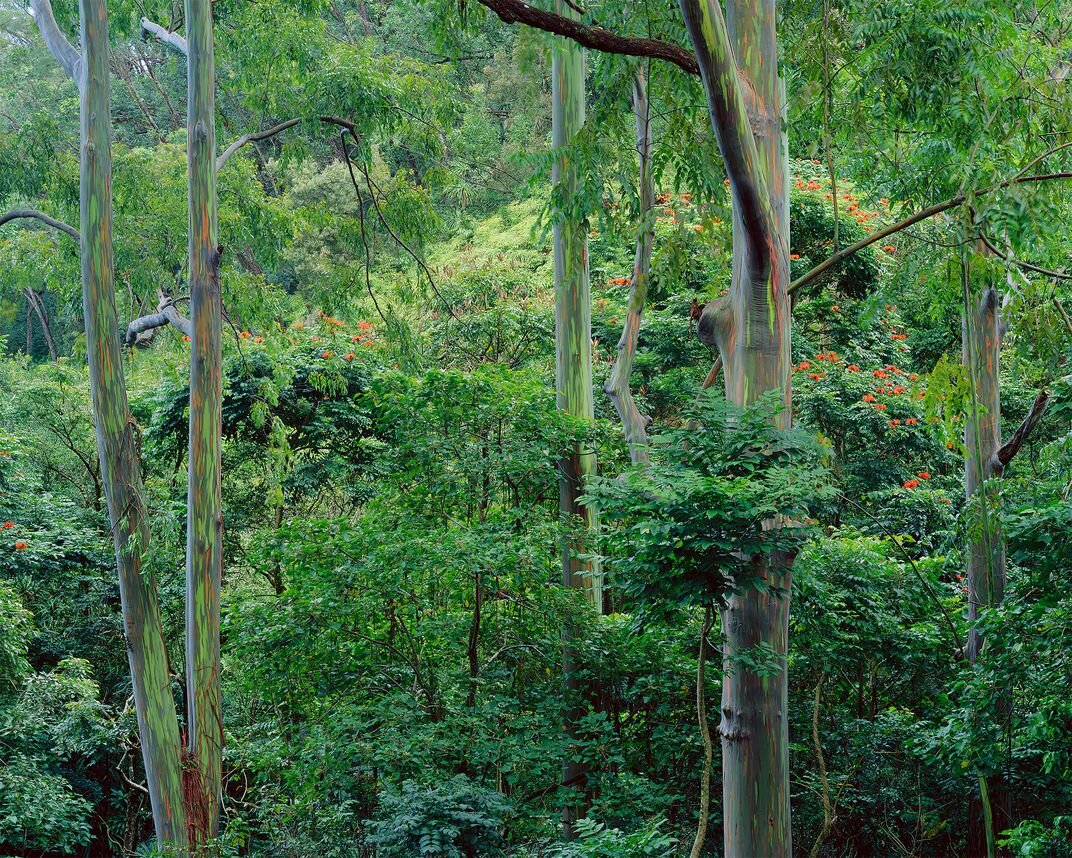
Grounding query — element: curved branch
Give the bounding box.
[476,0,699,75]
[141,18,187,55]
[216,118,301,172]
[0,208,80,240]
[790,171,1072,296]
[30,0,81,83]
[125,296,192,346]
[977,232,1072,281]
[996,390,1049,468]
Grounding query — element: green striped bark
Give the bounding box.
[184,0,224,841]
[682,0,793,854]
[604,68,654,466]
[553,0,600,608]
[552,0,599,837]
[30,0,189,847]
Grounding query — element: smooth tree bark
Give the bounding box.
[30,0,189,846]
[25,287,58,360]
[681,0,793,855]
[604,68,654,466]
[961,282,1048,855]
[551,0,601,837]
[184,0,224,840]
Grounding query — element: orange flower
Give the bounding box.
[941,498,952,505]
[798,361,811,370]
[344,352,356,361]
[846,364,860,372]
[2,521,12,529]
[357,320,373,331]
[909,373,919,381]
[14,541,27,550]
[253,336,264,344]
[903,479,919,490]
[832,305,840,311]
[322,350,334,359]
[917,471,931,480]
[893,385,906,395]
[790,253,800,261]
[875,403,887,411]
[905,418,918,425]
[182,335,191,342]
[873,369,888,379]
[240,331,251,339]
[862,393,876,403]
[882,246,895,253]
[809,373,822,380]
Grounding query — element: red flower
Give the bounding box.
[14,541,27,550]
[917,471,931,480]
[2,521,12,529]
[357,320,373,331]
[875,403,887,411]
[909,373,919,381]
[883,245,896,253]
[903,479,919,490]
[873,369,888,379]
[182,335,191,342]
[790,253,801,261]
[846,364,860,372]
[809,373,822,380]
[893,385,906,395]
[862,393,876,403]
[798,361,811,370]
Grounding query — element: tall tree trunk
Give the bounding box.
[184,0,224,841]
[31,0,189,846]
[604,67,654,466]
[961,280,1047,855]
[552,0,600,837]
[682,0,793,854]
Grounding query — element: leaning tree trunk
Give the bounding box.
[184,0,224,841]
[25,288,58,360]
[552,0,600,837]
[962,282,1048,856]
[604,67,654,466]
[30,0,189,846]
[682,0,793,855]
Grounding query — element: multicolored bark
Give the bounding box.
[30,0,189,847]
[604,68,654,466]
[184,0,224,840]
[681,0,793,854]
[552,0,600,836]
[961,281,1046,854]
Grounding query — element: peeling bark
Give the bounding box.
[604,68,654,466]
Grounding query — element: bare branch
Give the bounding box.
[216,118,301,172]
[996,390,1049,468]
[475,0,699,75]
[30,0,81,83]
[140,17,187,55]
[977,232,1072,281]
[1055,297,1072,337]
[790,171,1072,295]
[0,208,80,240]
[125,294,192,346]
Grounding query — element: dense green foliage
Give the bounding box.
[2,0,1072,855]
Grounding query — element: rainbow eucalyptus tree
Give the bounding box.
[961,273,1048,854]
[28,0,189,846]
[183,0,224,839]
[551,0,601,835]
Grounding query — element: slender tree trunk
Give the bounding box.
[552,0,600,837]
[30,0,189,846]
[25,288,58,360]
[682,0,793,854]
[689,606,715,858]
[184,0,224,842]
[604,67,654,466]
